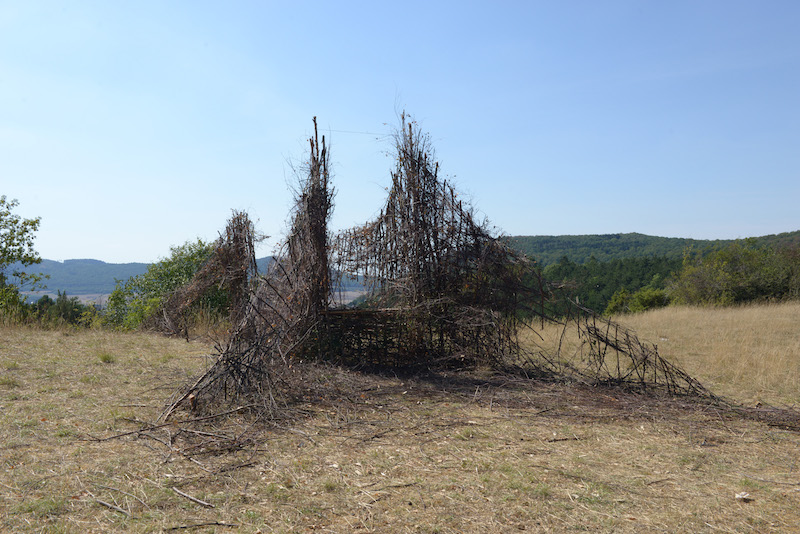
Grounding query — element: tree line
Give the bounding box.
[509,230,800,267]
[2,195,799,329]
[543,239,800,315]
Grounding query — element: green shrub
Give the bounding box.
[103,239,228,329]
[604,287,670,315]
[669,240,800,306]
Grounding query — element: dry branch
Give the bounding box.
[171,487,215,508]
[165,522,238,531]
[94,498,131,516]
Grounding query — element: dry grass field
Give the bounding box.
[1,302,799,532]
[614,302,800,407]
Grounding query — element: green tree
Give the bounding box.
[51,290,86,324]
[669,240,800,305]
[605,287,670,315]
[0,196,44,320]
[31,292,94,326]
[544,254,680,315]
[104,239,226,329]
[629,287,670,313]
[32,294,55,319]
[604,288,631,315]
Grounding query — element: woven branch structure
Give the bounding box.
[327,114,541,366]
[149,211,258,336]
[160,115,715,420]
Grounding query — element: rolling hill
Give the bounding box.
[26,259,150,297]
[19,257,273,300]
[506,230,800,266]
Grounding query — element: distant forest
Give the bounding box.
[506,231,800,267]
[506,230,800,314]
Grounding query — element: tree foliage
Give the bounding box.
[604,287,670,315]
[0,196,44,320]
[543,255,680,314]
[103,239,227,329]
[508,230,800,267]
[32,291,98,327]
[509,233,730,266]
[669,240,800,306]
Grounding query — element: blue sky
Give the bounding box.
[2,1,798,263]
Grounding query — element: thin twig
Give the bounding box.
[546,435,582,443]
[171,487,215,508]
[87,405,258,442]
[179,428,234,440]
[94,484,149,509]
[186,456,214,473]
[165,522,238,531]
[736,472,800,486]
[94,498,130,516]
[276,425,317,445]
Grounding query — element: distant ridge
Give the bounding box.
[32,259,150,296]
[20,257,273,299]
[506,230,800,267]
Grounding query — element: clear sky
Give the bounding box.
[2,1,799,263]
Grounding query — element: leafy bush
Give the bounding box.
[669,240,800,306]
[603,288,631,315]
[103,239,227,329]
[630,287,670,312]
[604,287,670,315]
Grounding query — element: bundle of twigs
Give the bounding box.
[567,303,715,397]
[148,211,258,337]
[329,113,544,366]
[161,120,332,418]
[161,114,719,424]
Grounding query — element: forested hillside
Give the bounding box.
[33,259,149,295]
[506,233,724,266]
[507,230,800,266]
[542,255,681,313]
[509,230,800,314]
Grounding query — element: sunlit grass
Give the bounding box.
[614,301,800,405]
[1,309,799,532]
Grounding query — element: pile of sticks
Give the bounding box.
[161,114,716,420]
[329,113,543,366]
[149,211,258,337]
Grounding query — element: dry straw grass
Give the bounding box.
[613,301,800,406]
[2,304,800,533]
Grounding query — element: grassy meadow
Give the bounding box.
[1,302,800,532]
[613,302,800,407]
